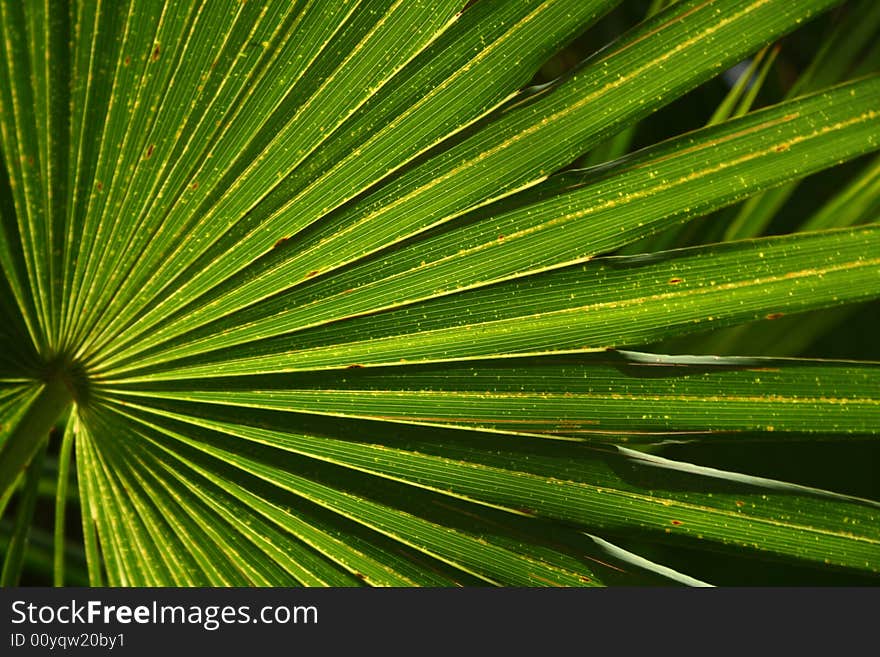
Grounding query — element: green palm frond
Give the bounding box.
[1,0,878,586]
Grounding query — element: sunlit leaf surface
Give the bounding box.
[0,0,878,586]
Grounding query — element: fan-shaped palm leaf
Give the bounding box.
[1,0,878,586]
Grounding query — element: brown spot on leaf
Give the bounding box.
[145,144,155,158]
[765,312,784,320]
[668,278,682,284]
[273,237,289,249]
[529,573,564,587]
[305,270,320,278]
[190,181,199,190]
[95,181,103,191]
[579,575,591,583]
[735,500,745,508]
[346,364,364,369]
[670,520,682,526]
[151,44,160,62]
[124,55,131,66]
[497,234,505,241]
[774,143,790,152]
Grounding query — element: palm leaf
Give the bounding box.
[1,0,878,586]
